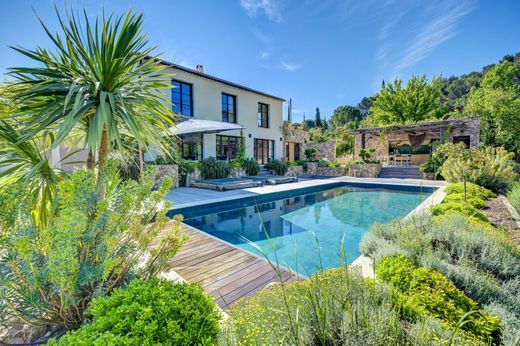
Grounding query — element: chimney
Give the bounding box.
[195,64,204,73]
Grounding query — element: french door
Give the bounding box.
[254,138,274,164]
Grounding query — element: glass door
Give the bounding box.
[254,138,274,164]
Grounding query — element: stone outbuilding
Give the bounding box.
[350,117,480,166]
[282,125,337,162]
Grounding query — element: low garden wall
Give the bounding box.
[306,162,318,176]
[347,163,382,178]
[230,167,246,178]
[316,167,344,176]
[185,169,202,187]
[286,166,305,176]
[152,164,179,188]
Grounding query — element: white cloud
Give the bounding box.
[239,0,283,22]
[393,0,475,74]
[253,29,272,44]
[259,51,271,59]
[278,60,302,72]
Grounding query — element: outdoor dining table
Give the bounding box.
[380,154,412,166]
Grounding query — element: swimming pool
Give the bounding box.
[176,183,433,277]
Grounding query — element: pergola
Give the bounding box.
[349,118,478,149]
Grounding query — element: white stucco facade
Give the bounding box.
[159,61,285,163]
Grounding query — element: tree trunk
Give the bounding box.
[97,125,109,180]
[138,145,144,175]
[87,150,95,170]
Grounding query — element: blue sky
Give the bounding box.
[0,0,519,122]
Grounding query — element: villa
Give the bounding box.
[155,58,286,164]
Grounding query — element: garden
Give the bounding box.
[1,4,520,346]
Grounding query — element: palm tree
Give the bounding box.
[9,7,175,178]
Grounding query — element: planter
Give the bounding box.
[230,167,246,178]
[347,163,382,178]
[152,164,179,188]
[286,165,305,176]
[316,166,345,177]
[420,172,436,180]
[185,169,202,187]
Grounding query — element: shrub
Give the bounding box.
[441,146,517,191]
[507,182,520,213]
[287,160,298,167]
[200,157,231,179]
[265,160,288,176]
[443,193,486,209]
[376,256,500,342]
[0,166,187,329]
[362,214,520,343]
[220,266,467,345]
[296,160,308,172]
[359,148,376,162]
[444,182,496,200]
[317,159,329,167]
[304,148,316,161]
[419,148,447,176]
[241,157,260,176]
[46,279,220,345]
[229,160,242,168]
[431,201,488,222]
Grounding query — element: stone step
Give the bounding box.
[378,166,421,179]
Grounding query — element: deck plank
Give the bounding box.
[161,223,298,309]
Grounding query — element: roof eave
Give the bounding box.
[146,56,286,102]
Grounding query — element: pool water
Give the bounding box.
[182,185,430,277]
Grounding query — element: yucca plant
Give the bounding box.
[0,120,67,228]
[8,6,175,178]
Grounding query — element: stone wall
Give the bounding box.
[153,164,179,188]
[230,167,246,178]
[185,169,202,187]
[316,167,345,177]
[286,165,305,176]
[347,163,382,178]
[306,162,318,176]
[284,127,310,143]
[304,140,336,161]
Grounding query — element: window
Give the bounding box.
[172,80,193,116]
[216,135,239,161]
[222,93,237,123]
[258,102,269,128]
[180,135,202,160]
[254,138,274,164]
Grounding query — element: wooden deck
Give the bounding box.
[167,223,297,309]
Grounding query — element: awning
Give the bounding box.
[169,118,245,136]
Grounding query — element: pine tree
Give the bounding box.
[315,107,322,127]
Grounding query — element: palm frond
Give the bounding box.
[8,7,176,160]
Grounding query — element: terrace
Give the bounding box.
[349,118,481,166]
